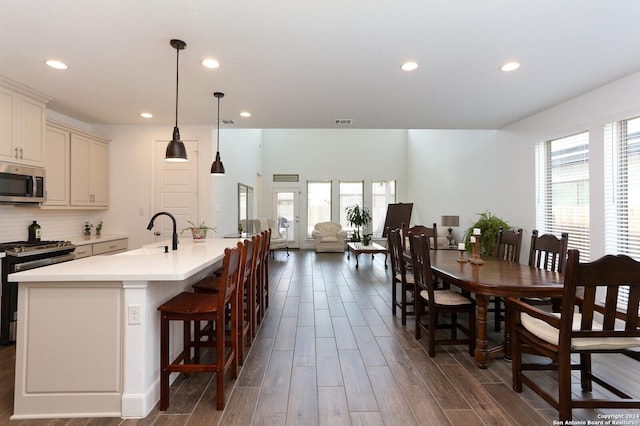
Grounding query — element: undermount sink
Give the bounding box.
[118,246,168,256]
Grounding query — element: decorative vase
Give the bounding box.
[84,232,91,240]
[191,228,207,240]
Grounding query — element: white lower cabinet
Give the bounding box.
[74,237,128,259]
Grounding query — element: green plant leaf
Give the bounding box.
[463,211,511,255]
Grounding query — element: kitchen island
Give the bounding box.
[7,237,241,420]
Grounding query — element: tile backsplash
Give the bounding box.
[0,205,104,242]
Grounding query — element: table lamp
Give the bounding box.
[441,215,460,248]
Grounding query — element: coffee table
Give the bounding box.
[346,242,388,269]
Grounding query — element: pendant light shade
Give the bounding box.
[210,91,226,175]
[165,39,188,162]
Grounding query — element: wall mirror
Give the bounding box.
[238,183,254,233]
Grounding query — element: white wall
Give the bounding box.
[405,70,640,260]
[261,129,407,248]
[5,70,640,258]
[93,125,262,249]
[210,129,263,235]
[406,129,498,244]
[496,70,640,259]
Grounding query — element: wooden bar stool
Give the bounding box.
[157,243,241,411]
[236,238,254,364]
[261,228,271,317]
[249,233,263,338]
[192,239,253,364]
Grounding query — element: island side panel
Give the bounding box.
[13,281,123,419]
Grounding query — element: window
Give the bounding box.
[307,180,332,237]
[372,180,396,237]
[339,181,364,232]
[605,116,640,308]
[535,131,590,260]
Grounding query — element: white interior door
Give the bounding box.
[272,187,299,249]
[152,140,199,242]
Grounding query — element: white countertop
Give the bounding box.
[8,238,242,282]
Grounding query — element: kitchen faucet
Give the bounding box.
[146,211,179,250]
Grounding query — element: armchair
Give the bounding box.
[253,218,289,258]
[311,222,348,252]
[267,218,289,258]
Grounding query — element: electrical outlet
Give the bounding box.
[128,305,141,325]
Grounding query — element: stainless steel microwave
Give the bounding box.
[0,162,45,204]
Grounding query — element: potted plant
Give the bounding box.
[83,222,93,239]
[362,233,372,246]
[96,221,103,237]
[346,204,372,242]
[181,220,217,240]
[463,211,511,255]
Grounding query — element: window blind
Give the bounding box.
[535,131,590,261]
[604,117,640,308]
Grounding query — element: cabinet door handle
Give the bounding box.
[19,148,23,159]
[14,147,18,158]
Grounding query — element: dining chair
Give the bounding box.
[401,223,438,253]
[506,249,640,421]
[157,243,241,410]
[529,229,569,273]
[409,231,475,357]
[387,228,415,325]
[490,227,523,331]
[525,229,569,311]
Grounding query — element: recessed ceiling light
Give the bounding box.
[240,111,251,118]
[201,58,220,69]
[45,59,68,70]
[500,62,520,72]
[401,62,418,71]
[140,112,153,118]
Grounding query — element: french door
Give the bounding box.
[272,188,299,249]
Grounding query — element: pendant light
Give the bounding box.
[210,91,226,175]
[165,39,188,162]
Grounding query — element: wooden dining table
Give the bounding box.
[428,249,564,368]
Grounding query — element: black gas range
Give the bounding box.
[1,240,76,344]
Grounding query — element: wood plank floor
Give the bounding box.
[1,249,639,425]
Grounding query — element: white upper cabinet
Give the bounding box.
[42,123,71,206]
[0,77,50,167]
[43,119,110,209]
[70,132,109,207]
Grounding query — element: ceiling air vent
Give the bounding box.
[273,174,299,182]
[221,119,235,125]
[334,118,353,125]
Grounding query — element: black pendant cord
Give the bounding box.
[175,48,180,129]
[216,94,220,151]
